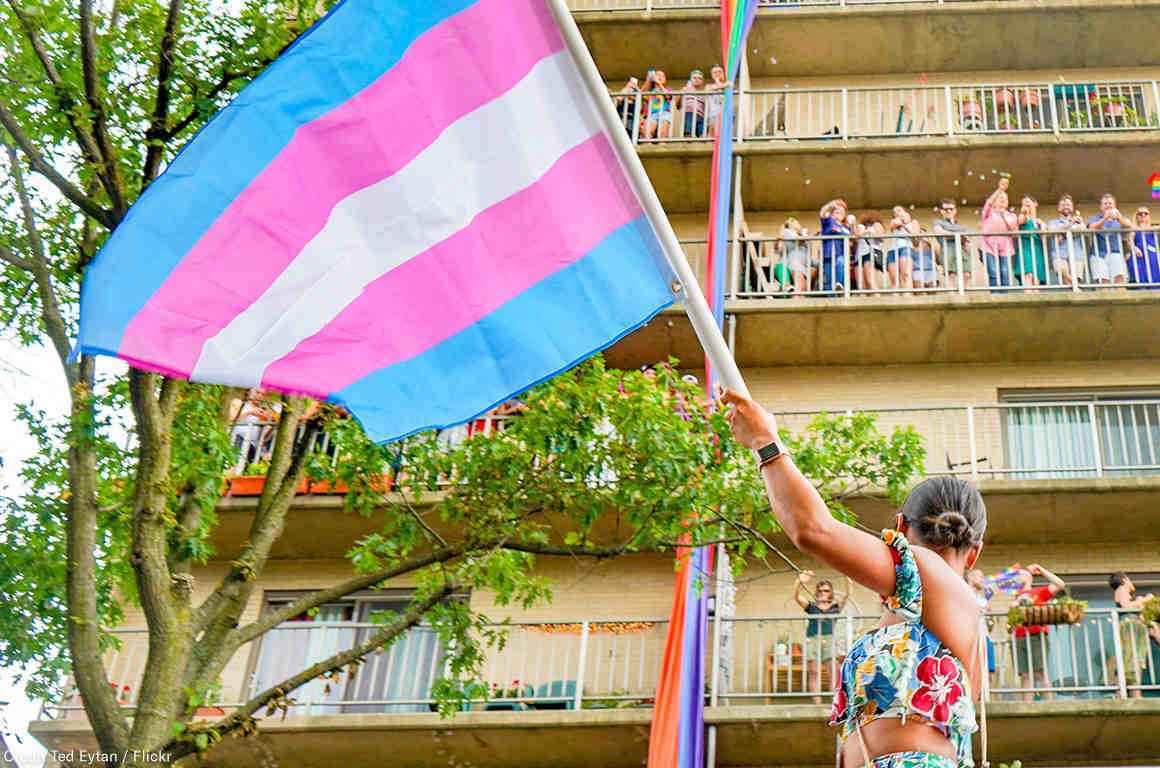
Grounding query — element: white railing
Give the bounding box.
[722,228,1160,298]
[744,81,1158,141]
[774,399,1160,481]
[610,89,730,143]
[43,609,1157,720]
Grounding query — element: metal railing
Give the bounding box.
[42,608,1158,720]
[774,399,1160,480]
[744,81,1158,141]
[610,89,730,143]
[714,228,1160,299]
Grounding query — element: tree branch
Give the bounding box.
[0,243,32,271]
[4,0,111,190]
[162,61,270,140]
[165,582,459,760]
[142,0,184,185]
[3,136,76,383]
[65,355,132,753]
[78,0,126,218]
[0,107,114,228]
[232,544,470,648]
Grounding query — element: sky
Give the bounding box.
[0,338,127,768]
[0,337,66,767]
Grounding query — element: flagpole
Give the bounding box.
[546,0,750,399]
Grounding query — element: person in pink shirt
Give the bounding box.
[981,177,1019,288]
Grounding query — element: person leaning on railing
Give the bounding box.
[1009,563,1066,700]
[1109,571,1156,697]
[819,198,853,294]
[719,388,987,768]
[933,199,972,285]
[1129,207,1160,289]
[794,569,853,701]
[1045,194,1086,286]
[1087,193,1133,286]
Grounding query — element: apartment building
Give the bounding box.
[30,1,1160,766]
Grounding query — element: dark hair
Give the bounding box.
[859,212,881,226]
[900,477,986,551]
[816,579,834,591]
[939,198,957,208]
[1109,571,1129,590]
[1058,194,1073,204]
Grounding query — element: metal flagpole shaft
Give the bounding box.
[546,0,751,399]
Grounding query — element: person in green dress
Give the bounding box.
[1016,195,1049,290]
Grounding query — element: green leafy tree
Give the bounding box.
[0,0,927,763]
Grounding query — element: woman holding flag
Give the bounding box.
[719,389,988,768]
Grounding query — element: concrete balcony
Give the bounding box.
[31,607,1160,767]
[616,78,1160,211]
[30,701,1160,768]
[574,0,1160,81]
[606,290,1160,369]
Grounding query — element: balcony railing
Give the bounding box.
[40,608,1159,720]
[774,400,1160,481]
[610,81,1160,144]
[682,229,1160,299]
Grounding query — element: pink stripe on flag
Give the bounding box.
[259,135,642,396]
[117,0,564,375]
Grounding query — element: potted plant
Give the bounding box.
[228,460,270,496]
[1019,88,1041,108]
[1008,595,1088,627]
[1142,595,1159,626]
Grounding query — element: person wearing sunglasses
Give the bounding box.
[933,199,971,285]
[1130,207,1160,289]
[795,570,853,702]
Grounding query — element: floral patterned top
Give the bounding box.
[827,530,978,767]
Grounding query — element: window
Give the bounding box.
[1000,390,1160,478]
[249,593,447,714]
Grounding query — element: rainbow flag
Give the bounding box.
[1150,172,1160,200]
[76,0,678,443]
[648,3,756,768]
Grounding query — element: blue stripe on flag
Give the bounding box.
[78,0,479,356]
[333,216,675,443]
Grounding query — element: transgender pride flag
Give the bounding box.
[77,0,679,442]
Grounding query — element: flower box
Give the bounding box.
[1008,600,1087,626]
[228,475,265,496]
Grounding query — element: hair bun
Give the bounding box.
[921,511,972,550]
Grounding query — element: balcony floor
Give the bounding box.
[638,131,1160,212]
[30,700,1160,767]
[576,0,1160,81]
[605,290,1160,369]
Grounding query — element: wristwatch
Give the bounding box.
[755,439,785,468]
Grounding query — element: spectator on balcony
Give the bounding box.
[679,70,707,139]
[981,178,1019,288]
[1109,572,1156,698]
[819,198,852,293]
[795,570,853,701]
[912,228,940,290]
[640,69,672,141]
[780,217,815,295]
[1130,207,1160,288]
[1016,196,1049,290]
[1010,563,1067,699]
[886,206,918,291]
[854,212,886,292]
[616,76,642,138]
[1087,193,1132,285]
[933,199,972,285]
[967,569,997,681]
[706,65,728,137]
[1046,194,1087,287]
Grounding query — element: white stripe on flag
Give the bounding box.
[191,50,602,387]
